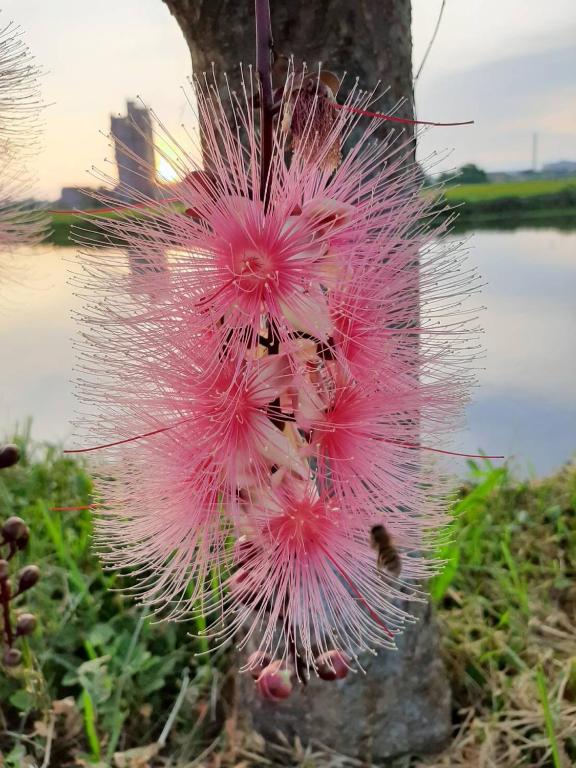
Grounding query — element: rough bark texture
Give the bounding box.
[160,0,451,760]
[161,0,414,124]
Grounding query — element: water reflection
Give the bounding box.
[0,228,575,475]
[126,245,170,301]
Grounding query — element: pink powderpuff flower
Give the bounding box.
[72,67,480,671]
[0,20,46,298]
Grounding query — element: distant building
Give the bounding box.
[110,100,156,201]
[57,186,108,210]
[542,161,576,177]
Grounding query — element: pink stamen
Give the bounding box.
[386,439,504,460]
[50,505,97,511]
[332,102,474,127]
[63,417,194,454]
[49,197,182,216]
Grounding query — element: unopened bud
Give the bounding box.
[0,444,20,470]
[17,564,40,593]
[315,650,350,681]
[256,661,293,702]
[16,612,37,636]
[247,650,272,680]
[16,525,30,550]
[0,559,8,579]
[1,516,27,543]
[3,647,22,667]
[228,568,259,605]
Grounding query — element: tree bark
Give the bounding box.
[160,0,451,761]
[162,0,414,124]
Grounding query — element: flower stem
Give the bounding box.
[0,571,13,647]
[255,0,274,207]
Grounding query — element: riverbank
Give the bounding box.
[47,177,576,245]
[444,177,576,230]
[1,441,574,765]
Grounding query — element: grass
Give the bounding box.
[421,459,576,768]
[0,441,575,766]
[444,177,576,203]
[0,437,228,767]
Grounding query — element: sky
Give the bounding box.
[4,0,576,199]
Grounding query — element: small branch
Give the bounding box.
[414,0,447,83]
[0,574,13,647]
[41,713,56,768]
[255,0,274,206]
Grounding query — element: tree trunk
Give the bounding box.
[160,1,451,761]
[162,0,414,124]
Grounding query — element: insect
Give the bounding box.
[370,524,402,576]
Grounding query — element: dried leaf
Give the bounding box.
[113,742,160,768]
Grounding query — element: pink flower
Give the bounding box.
[74,70,477,670]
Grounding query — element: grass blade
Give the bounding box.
[536,664,563,768]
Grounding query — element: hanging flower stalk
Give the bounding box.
[71,1,484,680]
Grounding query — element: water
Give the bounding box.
[1,227,575,476]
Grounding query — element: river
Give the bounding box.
[1,226,574,476]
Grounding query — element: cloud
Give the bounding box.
[416,42,576,170]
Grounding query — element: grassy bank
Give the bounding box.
[1,444,574,766]
[444,177,576,203]
[49,213,123,248]
[441,177,576,230]
[47,177,576,247]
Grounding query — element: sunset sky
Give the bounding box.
[4,0,576,200]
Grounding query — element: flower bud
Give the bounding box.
[256,661,293,701]
[247,650,271,680]
[3,647,22,667]
[17,564,40,593]
[1,516,27,543]
[0,559,8,580]
[315,650,350,681]
[16,525,30,550]
[0,444,20,470]
[228,568,259,606]
[16,612,37,636]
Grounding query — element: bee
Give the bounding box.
[370,524,402,576]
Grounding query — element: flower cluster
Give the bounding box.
[74,71,476,674]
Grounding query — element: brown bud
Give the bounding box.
[1,516,27,543]
[16,612,37,636]
[3,647,22,667]
[0,444,20,469]
[256,661,293,702]
[16,525,30,550]
[247,650,272,680]
[315,650,350,681]
[0,559,8,580]
[17,564,40,593]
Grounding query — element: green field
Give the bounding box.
[444,177,576,202]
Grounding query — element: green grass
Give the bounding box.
[425,459,576,768]
[444,177,576,202]
[0,437,225,766]
[1,440,574,766]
